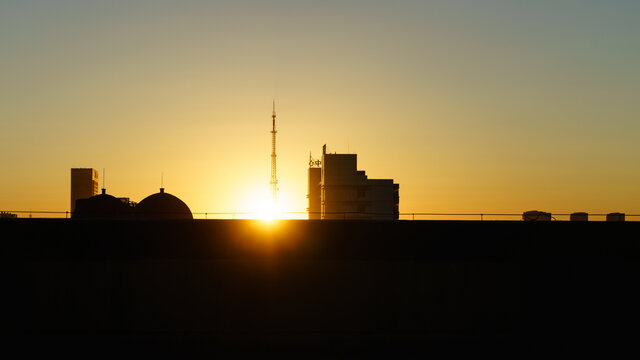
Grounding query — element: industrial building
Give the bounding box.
[73,187,192,220]
[69,166,192,220]
[308,145,399,220]
[70,168,99,213]
[136,188,193,220]
[73,188,134,220]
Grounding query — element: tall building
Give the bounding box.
[70,168,99,212]
[307,158,322,219]
[308,145,399,220]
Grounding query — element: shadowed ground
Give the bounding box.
[1,219,639,356]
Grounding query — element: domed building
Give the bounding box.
[72,189,134,219]
[135,188,193,220]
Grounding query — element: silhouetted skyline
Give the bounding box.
[1,1,640,217]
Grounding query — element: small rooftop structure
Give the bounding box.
[570,212,588,222]
[0,211,18,219]
[606,212,625,222]
[523,210,551,222]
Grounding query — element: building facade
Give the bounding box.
[70,168,99,212]
[307,167,322,219]
[308,145,399,220]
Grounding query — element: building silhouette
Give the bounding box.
[607,212,625,222]
[72,187,192,220]
[68,167,192,220]
[0,211,17,219]
[570,212,588,221]
[72,188,134,219]
[71,188,193,220]
[70,168,99,213]
[136,188,193,220]
[308,161,322,220]
[522,210,551,221]
[117,197,137,208]
[308,145,399,220]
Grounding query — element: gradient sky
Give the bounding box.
[1,0,639,218]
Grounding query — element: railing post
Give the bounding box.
[481,213,483,221]
[412,213,415,221]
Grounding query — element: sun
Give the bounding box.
[234,182,304,220]
[255,200,280,221]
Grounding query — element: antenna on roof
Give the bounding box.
[161,172,164,193]
[102,168,107,195]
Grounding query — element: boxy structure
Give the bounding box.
[308,145,399,220]
[607,212,625,222]
[307,167,322,219]
[523,210,552,222]
[570,212,589,222]
[70,168,99,213]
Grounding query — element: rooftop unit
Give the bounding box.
[523,210,551,222]
[570,212,588,222]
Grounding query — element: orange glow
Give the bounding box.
[255,200,280,222]
[233,183,304,220]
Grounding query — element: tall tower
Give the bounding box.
[70,168,99,213]
[270,100,278,203]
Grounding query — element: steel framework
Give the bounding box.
[270,101,278,203]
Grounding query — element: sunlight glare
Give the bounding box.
[256,199,280,221]
[234,181,305,220]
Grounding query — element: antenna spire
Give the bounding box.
[270,101,278,203]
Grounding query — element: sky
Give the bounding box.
[1,0,639,219]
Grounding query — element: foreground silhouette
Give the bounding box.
[1,219,638,356]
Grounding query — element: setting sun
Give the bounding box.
[255,200,280,221]
[233,181,305,220]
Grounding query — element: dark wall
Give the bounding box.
[1,219,639,356]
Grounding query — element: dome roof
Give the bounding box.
[136,188,192,220]
[72,189,134,219]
